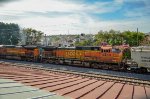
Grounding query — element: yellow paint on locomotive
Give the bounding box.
[5,48,26,56]
[6,48,18,55]
[64,50,76,59]
[84,50,95,61]
[19,48,26,56]
[75,50,84,60]
[75,50,101,61]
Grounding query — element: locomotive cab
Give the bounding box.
[100,46,113,63]
[100,45,122,64]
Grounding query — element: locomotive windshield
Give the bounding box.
[112,48,121,53]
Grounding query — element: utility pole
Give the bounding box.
[45,34,47,46]
[137,28,139,46]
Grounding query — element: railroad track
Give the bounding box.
[0,61,150,87]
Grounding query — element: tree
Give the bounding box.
[140,35,150,45]
[122,31,145,46]
[94,29,145,46]
[93,30,105,45]
[94,29,121,46]
[0,22,20,45]
[75,39,93,46]
[22,28,44,45]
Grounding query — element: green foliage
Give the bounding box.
[75,29,145,47]
[75,35,80,38]
[75,39,93,46]
[122,31,145,46]
[0,22,20,45]
[94,29,145,46]
[123,49,131,59]
[23,28,43,45]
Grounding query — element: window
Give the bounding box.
[112,48,121,53]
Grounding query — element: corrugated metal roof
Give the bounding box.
[0,64,150,99]
[0,79,70,99]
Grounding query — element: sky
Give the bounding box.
[0,0,150,35]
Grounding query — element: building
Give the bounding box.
[41,34,94,47]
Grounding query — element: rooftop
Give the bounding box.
[0,63,149,99]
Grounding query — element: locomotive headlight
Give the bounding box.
[127,68,131,70]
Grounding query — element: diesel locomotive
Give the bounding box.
[0,45,132,71]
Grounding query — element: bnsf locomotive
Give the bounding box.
[0,45,132,70]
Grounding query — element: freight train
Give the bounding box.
[0,45,148,73]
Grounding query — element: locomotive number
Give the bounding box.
[66,51,75,57]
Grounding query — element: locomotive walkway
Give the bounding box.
[0,62,150,99]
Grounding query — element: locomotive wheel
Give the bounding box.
[140,68,147,73]
[92,63,99,69]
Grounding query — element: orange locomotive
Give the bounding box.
[55,45,129,69]
[0,45,39,61]
[0,45,26,60]
[0,45,130,70]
